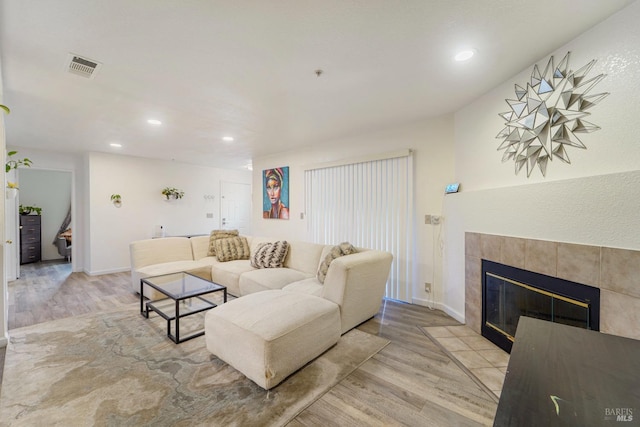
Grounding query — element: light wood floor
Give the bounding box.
[2,261,497,426]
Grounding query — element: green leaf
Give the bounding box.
[0,104,10,114]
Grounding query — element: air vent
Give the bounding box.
[66,54,102,79]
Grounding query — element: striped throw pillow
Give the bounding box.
[214,236,250,262]
[250,241,289,269]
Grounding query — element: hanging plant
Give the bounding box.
[161,187,184,200]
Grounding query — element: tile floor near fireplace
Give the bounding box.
[423,325,509,399]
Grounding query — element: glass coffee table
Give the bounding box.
[140,272,227,343]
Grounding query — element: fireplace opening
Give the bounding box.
[482,260,600,353]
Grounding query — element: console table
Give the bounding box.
[494,316,640,426]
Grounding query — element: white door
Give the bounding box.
[220,182,251,235]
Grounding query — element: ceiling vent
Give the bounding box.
[66,54,102,79]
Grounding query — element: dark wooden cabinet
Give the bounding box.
[20,215,41,264]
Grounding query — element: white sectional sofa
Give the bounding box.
[130,235,393,334]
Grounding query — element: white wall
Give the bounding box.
[18,169,72,260]
[252,114,455,305]
[443,1,640,320]
[87,152,251,274]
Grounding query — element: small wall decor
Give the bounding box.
[262,167,289,219]
[110,194,122,208]
[162,187,184,200]
[6,181,18,199]
[496,52,608,177]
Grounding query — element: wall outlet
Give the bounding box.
[424,282,431,293]
[425,214,442,225]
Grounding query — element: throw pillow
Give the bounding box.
[214,236,251,262]
[250,241,290,269]
[317,242,357,284]
[207,229,239,256]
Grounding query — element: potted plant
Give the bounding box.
[19,205,42,215]
[111,194,122,207]
[6,150,33,173]
[161,187,184,200]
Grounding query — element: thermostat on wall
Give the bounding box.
[445,183,460,194]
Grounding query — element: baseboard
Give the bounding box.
[84,267,130,276]
[0,335,8,348]
[411,297,465,324]
[442,305,465,324]
[411,297,443,311]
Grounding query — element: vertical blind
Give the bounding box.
[304,151,413,302]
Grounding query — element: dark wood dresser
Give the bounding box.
[20,215,41,264]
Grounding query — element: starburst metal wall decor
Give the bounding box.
[496,52,608,177]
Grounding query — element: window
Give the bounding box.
[305,150,413,301]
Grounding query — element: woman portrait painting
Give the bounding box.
[262,167,289,219]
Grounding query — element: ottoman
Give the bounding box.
[204,289,341,390]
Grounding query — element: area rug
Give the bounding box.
[0,305,389,427]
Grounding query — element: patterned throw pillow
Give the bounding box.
[250,241,290,269]
[317,242,357,284]
[214,236,251,262]
[207,229,239,256]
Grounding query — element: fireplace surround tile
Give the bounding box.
[524,239,557,277]
[481,234,501,262]
[601,247,640,299]
[600,289,640,340]
[465,255,482,334]
[465,232,481,258]
[557,242,600,288]
[501,237,525,269]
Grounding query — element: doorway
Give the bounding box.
[9,169,73,279]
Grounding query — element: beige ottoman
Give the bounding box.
[204,289,341,390]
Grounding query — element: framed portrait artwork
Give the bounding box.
[262,167,289,219]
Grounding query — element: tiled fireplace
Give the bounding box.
[465,233,640,342]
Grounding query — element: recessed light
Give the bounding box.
[222,136,234,142]
[147,119,162,125]
[454,49,476,62]
[110,143,122,148]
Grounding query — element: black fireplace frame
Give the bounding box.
[481,260,600,353]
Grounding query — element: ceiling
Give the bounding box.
[0,0,636,170]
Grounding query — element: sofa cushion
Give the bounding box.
[190,235,212,260]
[282,277,324,297]
[204,290,341,390]
[250,241,289,269]
[317,242,357,283]
[207,229,239,256]
[239,268,313,295]
[285,240,328,275]
[215,236,250,262]
[211,259,255,297]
